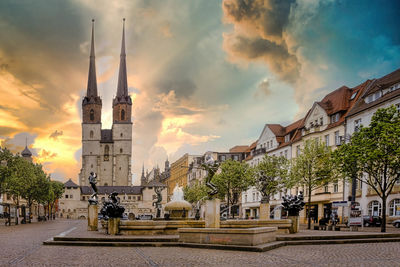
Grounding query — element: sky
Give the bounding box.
[0,0,399,184]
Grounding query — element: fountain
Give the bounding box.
[164,185,192,219]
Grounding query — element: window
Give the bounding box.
[121,109,125,121]
[120,148,123,153]
[331,113,340,123]
[233,155,239,161]
[320,117,323,125]
[120,133,123,137]
[90,109,94,121]
[350,91,357,100]
[389,199,400,217]
[90,130,94,139]
[368,200,381,216]
[333,183,338,193]
[396,103,400,113]
[104,145,109,161]
[137,196,141,201]
[365,91,382,103]
[82,196,86,201]
[335,131,341,146]
[285,135,290,142]
[70,195,73,199]
[324,185,329,193]
[252,193,255,202]
[296,145,301,156]
[389,82,400,92]
[284,150,288,159]
[354,119,362,132]
[280,151,283,157]
[324,134,329,147]
[245,195,247,202]
[65,195,68,199]
[220,155,226,161]
[256,192,259,201]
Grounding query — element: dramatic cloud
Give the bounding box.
[49,130,63,140]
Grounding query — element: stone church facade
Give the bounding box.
[79,19,132,187]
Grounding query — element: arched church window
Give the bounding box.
[121,109,125,121]
[104,145,109,161]
[90,130,94,138]
[90,109,95,121]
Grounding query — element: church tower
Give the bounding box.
[80,20,102,186]
[112,19,133,186]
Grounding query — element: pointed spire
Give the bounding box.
[141,163,145,179]
[116,18,128,98]
[86,19,98,98]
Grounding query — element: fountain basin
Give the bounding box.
[164,200,192,220]
[178,227,277,246]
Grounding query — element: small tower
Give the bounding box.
[80,19,102,186]
[140,163,146,186]
[112,18,133,186]
[21,138,32,162]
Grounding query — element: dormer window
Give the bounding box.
[331,113,340,123]
[284,134,290,143]
[350,91,357,100]
[365,91,382,104]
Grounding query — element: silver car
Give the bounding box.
[392,219,400,228]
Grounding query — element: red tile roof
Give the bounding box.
[229,145,249,153]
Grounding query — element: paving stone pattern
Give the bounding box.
[1,219,400,266]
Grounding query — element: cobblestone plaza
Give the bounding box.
[1,220,400,266]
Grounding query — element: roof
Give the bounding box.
[267,124,286,137]
[101,129,113,143]
[229,145,249,153]
[317,86,351,116]
[81,186,143,195]
[64,179,79,188]
[21,146,32,157]
[347,69,400,117]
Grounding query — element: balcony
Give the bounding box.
[253,148,266,156]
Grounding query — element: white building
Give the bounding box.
[345,68,400,221]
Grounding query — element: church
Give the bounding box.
[58,20,167,220]
[79,19,133,187]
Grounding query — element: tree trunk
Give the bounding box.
[381,195,387,232]
[307,185,312,230]
[28,199,32,223]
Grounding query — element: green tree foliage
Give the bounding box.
[213,159,255,218]
[291,139,335,229]
[255,154,291,203]
[333,105,400,232]
[183,181,208,204]
[0,148,14,194]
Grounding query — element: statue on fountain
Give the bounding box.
[201,154,220,198]
[88,172,98,205]
[255,170,272,204]
[153,187,163,218]
[282,191,305,216]
[100,192,125,219]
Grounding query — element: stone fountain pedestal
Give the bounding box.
[205,199,220,228]
[87,204,98,231]
[259,203,270,220]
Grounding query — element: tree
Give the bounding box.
[255,154,291,204]
[213,159,255,218]
[0,148,14,195]
[291,139,335,229]
[183,181,208,204]
[333,105,400,232]
[49,180,65,219]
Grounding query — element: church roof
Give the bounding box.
[145,179,166,187]
[21,146,32,157]
[114,19,132,106]
[100,129,113,143]
[87,19,98,99]
[81,186,143,195]
[64,179,79,188]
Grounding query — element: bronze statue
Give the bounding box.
[255,170,271,204]
[100,191,125,219]
[152,187,163,218]
[201,154,219,198]
[88,172,98,205]
[282,192,305,216]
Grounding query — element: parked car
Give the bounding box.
[363,215,382,227]
[392,219,400,228]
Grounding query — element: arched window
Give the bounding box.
[120,148,123,153]
[121,109,125,121]
[90,130,94,138]
[104,145,109,161]
[90,109,95,121]
[368,200,381,216]
[389,199,400,217]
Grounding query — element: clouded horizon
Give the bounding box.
[0,0,399,184]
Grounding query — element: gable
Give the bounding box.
[304,103,328,129]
